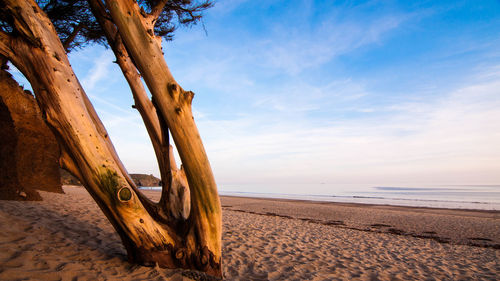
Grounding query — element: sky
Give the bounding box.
[12,0,500,189]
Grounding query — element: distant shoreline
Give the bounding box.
[137,185,500,211]
[219,194,500,215]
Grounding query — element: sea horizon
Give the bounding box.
[140,183,500,211]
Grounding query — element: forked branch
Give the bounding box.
[89,0,190,220]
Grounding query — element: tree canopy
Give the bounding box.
[1,0,212,52]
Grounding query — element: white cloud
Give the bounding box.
[250,13,410,75]
[81,51,114,91]
[199,68,500,186]
[167,1,415,97]
[53,2,499,190]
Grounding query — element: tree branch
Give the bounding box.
[2,5,42,49]
[62,22,84,52]
[0,30,14,58]
[89,0,184,219]
[59,144,84,184]
[40,0,58,12]
[149,0,168,21]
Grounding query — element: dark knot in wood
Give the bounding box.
[53,52,61,61]
[175,248,186,260]
[197,246,211,269]
[118,187,132,202]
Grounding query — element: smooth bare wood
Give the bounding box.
[168,145,191,220]
[105,0,222,276]
[88,0,170,202]
[88,0,191,222]
[2,0,221,277]
[0,31,14,59]
[0,0,182,268]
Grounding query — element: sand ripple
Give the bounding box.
[221,210,499,280]
[1,188,498,280]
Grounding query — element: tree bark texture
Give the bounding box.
[104,0,222,275]
[87,0,182,216]
[0,0,222,277]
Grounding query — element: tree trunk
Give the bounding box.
[0,0,222,277]
[104,0,222,276]
[87,0,183,217]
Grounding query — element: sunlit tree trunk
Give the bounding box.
[103,0,222,276]
[87,0,190,220]
[0,0,221,277]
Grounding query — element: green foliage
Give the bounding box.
[0,0,212,53]
[38,0,106,51]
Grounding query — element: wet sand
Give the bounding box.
[0,186,498,280]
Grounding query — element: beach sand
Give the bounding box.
[0,186,498,280]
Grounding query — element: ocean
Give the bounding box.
[140,183,500,211]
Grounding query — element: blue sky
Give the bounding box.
[13,0,500,188]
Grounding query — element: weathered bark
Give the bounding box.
[0,0,221,277]
[104,0,222,276]
[87,0,187,215]
[1,0,174,258]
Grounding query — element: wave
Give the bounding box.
[374,186,465,191]
[220,191,498,210]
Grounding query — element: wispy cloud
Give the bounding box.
[81,51,114,92]
[167,0,415,94]
[199,67,500,185]
[37,1,498,188]
[252,13,409,75]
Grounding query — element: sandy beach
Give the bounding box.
[0,186,499,280]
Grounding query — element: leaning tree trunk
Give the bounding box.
[0,0,221,277]
[87,0,183,215]
[104,0,222,276]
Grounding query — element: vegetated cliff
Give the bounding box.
[129,174,161,187]
[0,69,63,200]
[60,170,160,188]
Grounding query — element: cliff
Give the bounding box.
[60,170,160,188]
[129,174,161,187]
[0,69,63,200]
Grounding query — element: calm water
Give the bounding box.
[140,184,500,210]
